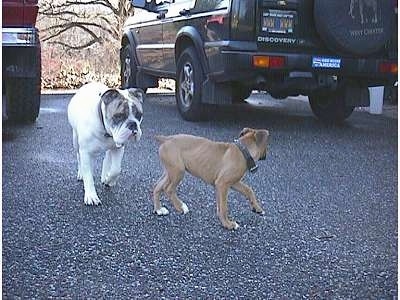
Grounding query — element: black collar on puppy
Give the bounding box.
[234,139,258,173]
[98,102,112,138]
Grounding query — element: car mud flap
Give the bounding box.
[137,69,157,89]
[2,93,8,121]
[344,85,370,107]
[201,78,233,105]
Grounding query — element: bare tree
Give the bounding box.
[38,0,133,50]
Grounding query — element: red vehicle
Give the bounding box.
[2,0,41,123]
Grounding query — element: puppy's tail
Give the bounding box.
[154,135,171,144]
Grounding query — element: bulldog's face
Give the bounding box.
[101,88,144,148]
[239,127,270,160]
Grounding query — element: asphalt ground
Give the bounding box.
[2,92,398,299]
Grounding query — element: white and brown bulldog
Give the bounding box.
[153,128,270,230]
[67,82,144,205]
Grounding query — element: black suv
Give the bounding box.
[120,0,397,122]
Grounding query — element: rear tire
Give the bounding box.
[176,47,206,121]
[309,88,354,123]
[5,77,41,123]
[120,44,138,89]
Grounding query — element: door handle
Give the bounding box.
[179,9,190,16]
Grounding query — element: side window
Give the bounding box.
[174,0,195,4]
[166,0,195,16]
[170,0,196,9]
[193,0,230,13]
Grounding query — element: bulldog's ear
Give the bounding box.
[128,88,145,103]
[239,127,253,137]
[255,130,269,147]
[101,89,120,105]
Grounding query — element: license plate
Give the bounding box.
[312,57,341,69]
[262,10,295,34]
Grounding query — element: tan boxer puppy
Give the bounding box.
[153,128,270,230]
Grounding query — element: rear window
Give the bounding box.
[193,0,230,12]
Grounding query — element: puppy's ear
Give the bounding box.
[128,88,145,103]
[255,130,269,147]
[239,127,252,137]
[101,89,120,105]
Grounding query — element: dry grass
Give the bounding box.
[40,42,175,90]
[41,41,121,89]
[38,2,175,90]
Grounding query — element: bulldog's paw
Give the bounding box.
[101,177,117,187]
[181,202,189,214]
[154,207,169,216]
[101,174,106,184]
[101,175,117,187]
[84,193,101,206]
[252,207,265,215]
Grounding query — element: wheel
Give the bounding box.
[232,83,252,103]
[314,1,393,56]
[5,77,41,123]
[309,88,354,123]
[176,46,206,121]
[120,44,138,89]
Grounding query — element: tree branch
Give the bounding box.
[39,10,81,18]
[49,39,99,50]
[38,0,128,49]
[42,22,102,42]
[42,21,115,37]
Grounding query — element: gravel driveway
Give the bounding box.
[2,92,397,299]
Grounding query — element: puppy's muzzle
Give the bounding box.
[126,121,139,135]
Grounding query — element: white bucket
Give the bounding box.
[369,86,384,115]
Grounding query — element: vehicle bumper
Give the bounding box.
[2,27,41,78]
[207,49,398,87]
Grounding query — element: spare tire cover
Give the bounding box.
[314,0,394,56]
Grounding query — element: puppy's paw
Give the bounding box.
[84,193,101,206]
[181,202,189,215]
[252,207,265,215]
[77,170,83,181]
[224,221,240,230]
[154,207,169,216]
[232,221,240,230]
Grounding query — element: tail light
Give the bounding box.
[379,62,398,74]
[253,55,286,68]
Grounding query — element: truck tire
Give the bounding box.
[314,1,393,56]
[5,77,40,123]
[309,88,355,123]
[176,46,206,121]
[120,44,137,89]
